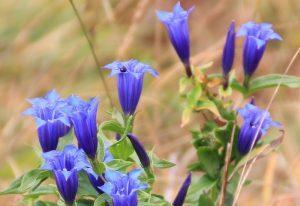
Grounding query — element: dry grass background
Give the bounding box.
[0,0,300,205]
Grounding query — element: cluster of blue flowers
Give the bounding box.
[24,89,150,205]
[156,2,282,155]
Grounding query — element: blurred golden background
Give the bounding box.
[0,0,299,205]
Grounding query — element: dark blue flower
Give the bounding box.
[127,134,150,168]
[173,173,192,206]
[157,2,194,77]
[23,90,71,152]
[104,60,158,115]
[67,95,99,159]
[100,169,148,206]
[41,145,93,205]
[222,21,235,77]
[87,172,105,194]
[237,22,282,77]
[237,103,281,154]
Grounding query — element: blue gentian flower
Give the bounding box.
[127,134,150,168]
[87,172,105,194]
[173,173,192,206]
[104,60,158,115]
[100,169,148,206]
[23,90,71,152]
[157,2,194,77]
[237,22,282,78]
[238,103,281,154]
[222,21,236,78]
[41,145,93,205]
[67,95,99,159]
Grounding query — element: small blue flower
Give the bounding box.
[41,145,93,205]
[104,59,158,115]
[237,103,281,154]
[157,2,194,77]
[222,21,236,77]
[23,90,71,152]
[173,173,192,206]
[237,22,282,77]
[67,95,99,159]
[127,134,150,168]
[87,172,105,194]
[100,169,148,206]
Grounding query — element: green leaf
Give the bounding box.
[197,147,220,178]
[198,194,215,206]
[230,79,247,95]
[186,174,217,204]
[179,76,192,95]
[139,191,172,206]
[214,121,235,146]
[77,172,98,198]
[0,169,50,195]
[111,108,125,127]
[109,137,134,160]
[194,99,221,118]
[106,159,134,171]
[99,120,124,135]
[181,107,192,127]
[34,201,57,206]
[76,199,94,206]
[151,155,176,169]
[24,185,57,198]
[249,74,300,93]
[94,194,112,206]
[187,85,202,106]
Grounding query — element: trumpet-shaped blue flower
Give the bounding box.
[222,21,236,77]
[99,169,148,206]
[23,90,71,152]
[238,103,281,154]
[127,134,150,168]
[237,22,282,77]
[41,145,93,205]
[104,60,158,115]
[173,173,192,206]
[67,95,99,159]
[157,2,194,77]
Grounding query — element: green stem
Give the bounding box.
[121,115,134,138]
[68,0,113,107]
[243,74,251,89]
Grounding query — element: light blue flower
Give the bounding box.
[100,169,148,206]
[157,2,194,77]
[23,90,71,152]
[104,59,158,115]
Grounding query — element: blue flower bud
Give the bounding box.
[237,103,281,154]
[23,90,71,152]
[127,134,150,168]
[100,169,148,206]
[157,2,194,77]
[67,96,99,159]
[222,21,235,77]
[173,173,192,206]
[41,145,93,205]
[104,59,158,115]
[237,22,282,78]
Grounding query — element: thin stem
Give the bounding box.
[218,122,237,206]
[68,0,113,107]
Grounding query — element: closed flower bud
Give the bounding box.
[127,134,150,168]
[222,21,235,78]
[173,173,192,206]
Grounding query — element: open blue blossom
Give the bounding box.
[41,145,93,205]
[23,90,71,152]
[237,22,282,78]
[157,2,194,77]
[222,21,235,77]
[238,103,281,154]
[100,169,148,206]
[67,95,99,159]
[104,60,158,115]
[127,134,150,168]
[173,173,192,206]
